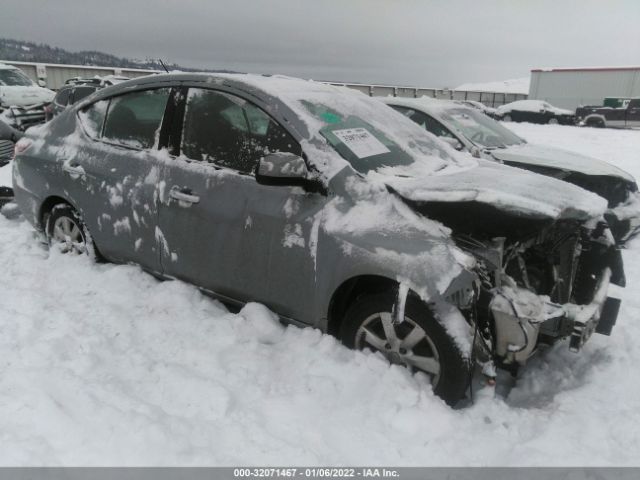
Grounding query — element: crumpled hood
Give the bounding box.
[382,159,608,221]
[491,143,636,184]
[0,86,55,108]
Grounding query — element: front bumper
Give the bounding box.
[491,267,619,364]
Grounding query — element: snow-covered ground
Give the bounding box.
[1,124,640,466]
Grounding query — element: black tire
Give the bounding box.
[586,118,604,128]
[503,114,512,122]
[340,292,470,405]
[44,203,99,260]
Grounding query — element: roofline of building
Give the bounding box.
[531,66,640,73]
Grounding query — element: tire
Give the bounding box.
[340,292,470,405]
[503,114,512,122]
[548,117,559,125]
[586,118,604,128]
[44,203,99,259]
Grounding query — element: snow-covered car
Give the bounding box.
[0,63,55,110]
[0,119,21,206]
[458,100,497,117]
[382,97,640,244]
[495,99,575,125]
[12,73,625,405]
[45,75,130,121]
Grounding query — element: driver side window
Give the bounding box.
[180,88,300,174]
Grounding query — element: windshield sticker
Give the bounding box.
[332,128,390,159]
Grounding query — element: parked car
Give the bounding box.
[0,62,54,109]
[45,75,129,121]
[495,99,575,125]
[0,119,21,207]
[12,73,624,405]
[458,100,497,117]
[382,97,640,244]
[575,98,640,129]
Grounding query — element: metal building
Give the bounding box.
[529,66,640,110]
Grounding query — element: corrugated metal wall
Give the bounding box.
[529,68,640,110]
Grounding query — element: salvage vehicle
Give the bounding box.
[12,73,624,405]
[45,75,129,121]
[382,97,640,244]
[458,100,497,118]
[0,62,54,109]
[0,119,21,207]
[575,98,640,129]
[495,99,575,125]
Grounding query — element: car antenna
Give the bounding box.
[158,59,170,73]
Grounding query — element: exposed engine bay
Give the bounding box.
[418,200,624,372]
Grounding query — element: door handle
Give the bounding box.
[169,186,200,204]
[62,161,85,178]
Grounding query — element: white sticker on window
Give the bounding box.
[332,128,390,159]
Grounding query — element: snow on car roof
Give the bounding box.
[212,73,477,179]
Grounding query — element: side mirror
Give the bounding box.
[37,79,47,88]
[441,136,464,151]
[0,119,22,143]
[256,152,325,193]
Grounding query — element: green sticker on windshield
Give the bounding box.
[320,111,342,124]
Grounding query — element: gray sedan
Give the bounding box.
[10,73,624,405]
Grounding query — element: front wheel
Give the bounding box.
[548,117,559,125]
[45,203,97,258]
[340,292,470,405]
[502,114,512,122]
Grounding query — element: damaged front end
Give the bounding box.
[457,217,624,369]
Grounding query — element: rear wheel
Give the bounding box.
[586,118,604,128]
[45,204,98,259]
[340,292,470,405]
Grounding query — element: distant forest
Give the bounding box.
[0,38,229,72]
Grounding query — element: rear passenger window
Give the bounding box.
[181,88,299,174]
[103,88,170,149]
[78,99,109,138]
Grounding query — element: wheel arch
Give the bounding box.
[327,274,400,337]
[38,195,76,229]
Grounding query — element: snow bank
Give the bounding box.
[0,161,12,188]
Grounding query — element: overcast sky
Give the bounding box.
[2,0,639,87]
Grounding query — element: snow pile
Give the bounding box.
[455,78,530,95]
[1,117,640,466]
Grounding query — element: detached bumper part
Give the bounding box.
[491,269,617,363]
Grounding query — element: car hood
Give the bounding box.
[381,159,607,222]
[490,143,636,184]
[0,86,55,108]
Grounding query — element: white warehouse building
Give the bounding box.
[528,66,640,110]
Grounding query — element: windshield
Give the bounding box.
[294,92,468,176]
[0,68,34,87]
[439,107,525,148]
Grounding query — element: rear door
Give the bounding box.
[70,87,173,272]
[157,86,322,318]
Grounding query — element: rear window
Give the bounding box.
[55,88,72,106]
[72,86,97,103]
[102,89,170,149]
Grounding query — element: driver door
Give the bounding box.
[158,87,322,319]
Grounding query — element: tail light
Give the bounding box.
[14,139,32,158]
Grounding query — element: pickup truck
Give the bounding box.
[575,98,640,128]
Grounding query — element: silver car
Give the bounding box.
[10,73,625,405]
[382,97,640,244]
